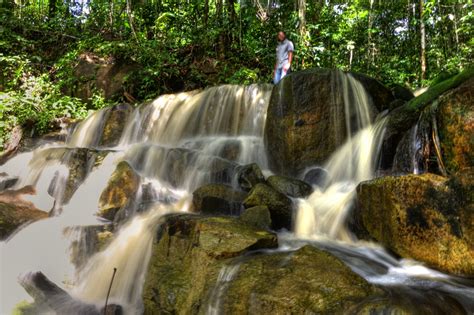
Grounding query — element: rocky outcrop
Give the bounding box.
[97,161,140,221]
[142,214,278,313]
[267,175,312,198]
[142,214,398,314]
[70,53,140,102]
[219,245,383,314]
[243,183,293,230]
[352,171,473,275]
[0,186,48,240]
[265,68,392,175]
[192,184,247,216]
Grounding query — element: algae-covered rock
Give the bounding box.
[142,214,278,313]
[267,175,312,198]
[99,103,133,147]
[243,183,293,230]
[192,184,247,216]
[240,206,271,230]
[265,68,390,175]
[219,245,383,314]
[436,77,474,173]
[97,161,140,221]
[353,172,474,275]
[235,163,265,192]
[381,67,474,170]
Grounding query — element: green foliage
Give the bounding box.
[0,75,88,148]
[0,0,472,149]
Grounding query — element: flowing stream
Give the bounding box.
[0,78,472,314]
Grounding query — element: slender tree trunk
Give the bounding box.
[203,0,209,27]
[216,0,225,58]
[419,0,427,82]
[367,0,374,70]
[297,0,306,36]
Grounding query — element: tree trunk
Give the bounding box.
[419,0,427,82]
[297,0,306,36]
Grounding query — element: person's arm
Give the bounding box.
[287,51,293,67]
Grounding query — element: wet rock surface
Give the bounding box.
[142,214,278,313]
[265,68,390,175]
[243,183,293,230]
[352,171,474,275]
[98,161,140,221]
[192,184,247,216]
[267,175,313,198]
[0,187,48,240]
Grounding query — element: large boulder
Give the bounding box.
[97,161,140,221]
[267,175,312,198]
[142,214,278,313]
[243,183,293,230]
[352,172,473,275]
[219,245,384,314]
[436,77,474,173]
[0,187,48,240]
[192,184,247,216]
[265,68,392,175]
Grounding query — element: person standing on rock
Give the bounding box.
[273,31,294,84]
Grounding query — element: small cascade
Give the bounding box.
[207,263,241,315]
[295,73,386,241]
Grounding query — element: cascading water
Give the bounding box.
[0,84,272,314]
[295,73,385,241]
[0,77,472,314]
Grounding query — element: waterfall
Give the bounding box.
[295,73,386,241]
[0,84,272,314]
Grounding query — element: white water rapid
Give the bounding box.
[0,77,472,314]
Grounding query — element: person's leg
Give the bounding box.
[281,64,290,80]
[273,67,282,84]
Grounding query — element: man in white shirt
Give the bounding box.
[273,31,294,84]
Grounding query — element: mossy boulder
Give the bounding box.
[381,67,474,170]
[352,172,474,275]
[243,183,293,230]
[240,205,271,230]
[142,214,278,313]
[267,175,312,198]
[192,184,247,216]
[98,103,133,147]
[235,163,265,192]
[219,245,384,314]
[97,161,140,221]
[265,68,391,175]
[436,76,474,172]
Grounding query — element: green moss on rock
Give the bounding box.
[353,172,474,275]
[192,184,247,216]
[97,161,140,221]
[243,183,293,230]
